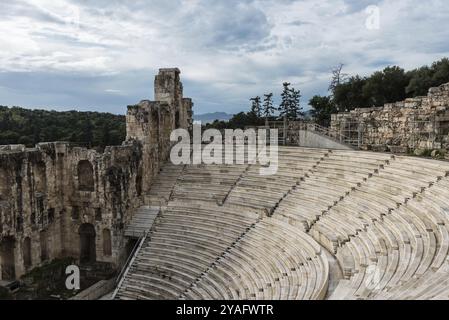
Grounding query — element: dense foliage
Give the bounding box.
[0,106,126,149]
[310,57,449,127]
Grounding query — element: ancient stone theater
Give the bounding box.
[2,69,449,300]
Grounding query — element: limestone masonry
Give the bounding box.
[0,68,193,280]
[330,83,449,153]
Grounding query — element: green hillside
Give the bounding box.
[0,106,126,149]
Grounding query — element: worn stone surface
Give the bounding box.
[0,68,193,280]
[330,83,449,152]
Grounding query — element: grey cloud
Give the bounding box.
[0,0,449,115]
[0,2,66,24]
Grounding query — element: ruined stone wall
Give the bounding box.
[0,68,193,280]
[330,83,449,152]
[0,142,143,279]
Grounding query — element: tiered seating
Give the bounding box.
[324,158,449,300]
[147,163,185,204]
[115,146,449,300]
[182,216,329,300]
[124,206,160,238]
[363,176,449,300]
[274,150,393,230]
[115,202,260,300]
[311,156,448,253]
[171,164,247,204]
[225,148,328,213]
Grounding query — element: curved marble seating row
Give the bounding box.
[115,202,260,300]
[225,149,328,211]
[117,147,449,300]
[275,151,392,230]
[327,174,449,299]
[182,217,329,300]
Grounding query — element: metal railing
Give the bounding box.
[299,122,360,148]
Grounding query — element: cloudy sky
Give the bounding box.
[0,0,448,115]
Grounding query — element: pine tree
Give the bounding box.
[288,87,303,120]
[250,96,262,118]
[279,83,303,120]
[263,93,275,123]
[278,82,291,119]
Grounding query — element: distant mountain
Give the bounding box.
[193,112,234,124]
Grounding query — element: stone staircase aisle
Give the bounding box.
[124,206,161,238]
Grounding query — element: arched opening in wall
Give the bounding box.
[0,237,16,280]
[79,223,96,264]
[102,229,112,257]
[34,161,47,194]
[175,111,180,129]
[40,231,48,262]
[23,237,32,269]
[77,160,94,192]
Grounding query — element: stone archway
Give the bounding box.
[79,223,96,264]
[0,237,16,280]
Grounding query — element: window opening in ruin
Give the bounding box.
[77,160,94,191]
[34,161,47,194]
[72,206,80,220]
[23,237,32,269]
[79,223,96,264]
[40,231,48,262]
[48,208,55,224]
[30,212,36,225]
[103,229,112,257]
[0,237,15,280]
[95,208,102,221]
